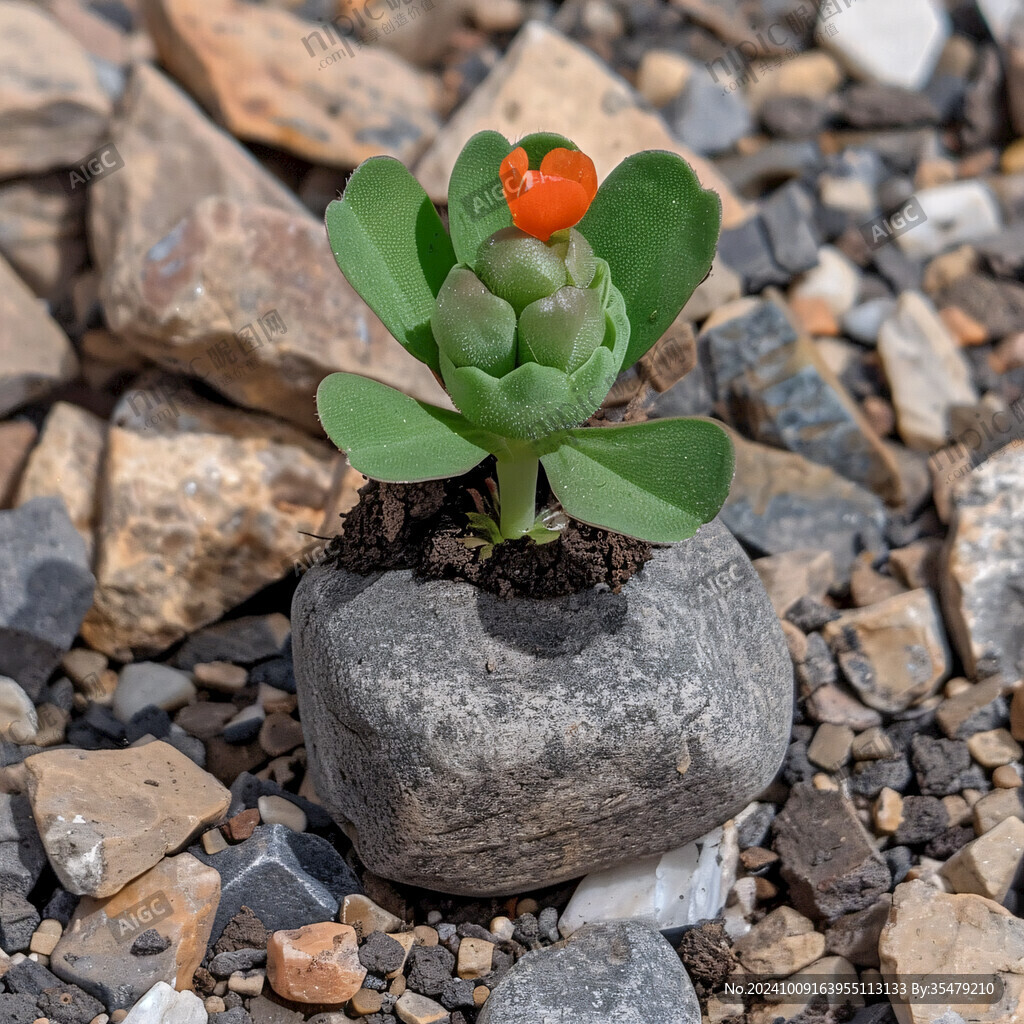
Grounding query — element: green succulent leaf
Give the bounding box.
[577,151,721,373]
[447,130,579,266]
[317,373,499,482]
[540,418,735,542]
[326,157,456,373]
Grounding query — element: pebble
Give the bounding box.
[943,445,1024,683]
[222,705,265,745]
[873,788,903,835]
[912,735,988,796]
[852,727,896,761]
[256,795,306,832]
[266,923,364,1004]
[112,664,197,723]
[456,938,494,980]
[25,741,230,897]
[822,589,950,712]
[193,825,362,944]
[753,549,835,618]
[967,728,1023,768]
[50,852,220,1010]
[176,615,290,671]
[227,970,264,997]
[819,0,949,90]
[881,879,1024,1024]
[478,920,699,1024]
[558,825,737,936]
[358,931,407,976]
[488,917,514,942]
[935,678,1009,740]
[395,991,448,1024]
[807,723,854,772]
[993,764,1023,788]
[896,182,1003,262]
[193,662,248,694]
[120,981,207,1024]
[635,49,692,107]
[0,676,38,745]
[341,895,403,939]
[733,906,825,977]
[258,714,304,758]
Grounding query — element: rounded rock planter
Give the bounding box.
[292,518,792,895]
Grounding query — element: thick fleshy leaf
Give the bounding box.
[540,418,734,542]
[577,151,722,372]
[447,131,578,266]
[326,157,456,372]
[317,373,496,482]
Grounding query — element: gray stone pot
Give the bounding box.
[292,518,792,895]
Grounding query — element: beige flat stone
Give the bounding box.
[879,879,1024,1024]
[733,906,825,978]
[25,742,230,897]
[341,894,403,938]
[753,549,835,618]
[967,728,1023,768]
[941,816,1024,904]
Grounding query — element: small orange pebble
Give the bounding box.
[789,295,838,336]
[939,305,988,347]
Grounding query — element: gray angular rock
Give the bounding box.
[192,824,363,943]
[0,793,46,894]
[477,920,700,1024]
[293,519,792,895]
[0,497,95,699]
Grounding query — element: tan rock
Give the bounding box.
[877,292,978,451]
[349,987,383,1016]
[105,195,446,433]
[941,816,1024,904]
[849,555,907,607]
[80,385,336,659]
[395,991,448,1024]
[259,713,304,758]
[940,305,988,346]
[744,50,845,110]
[851,727,896,762]
[994,764,1023,788]
[0,253,78,418]
[935,678,1008,740]
[967,728,1023,768]
[457,937,494,980]
[414,21,749,228]
[193,662,248,694]
[341,894,403,938]
[733,906,825,978]
[15,402,107,558]
[879,879,1024,1024]
[266,922,365,1004]
[142,0,437,167]
[807,723,854,773]
[636,48,693,107]
[873,788,904,835]
[941,444,1024,682]
[24,741,230,897]
[50,853,219,1005]
[0,174,88,301]
[0,1,110,177]
[822,589,950,713]
[753,549,835,618]
[0,420,37,509]
[348,0,472,66]
[889,540,942,591]
[942,795,972,827]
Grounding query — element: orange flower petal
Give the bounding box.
[539,148,598,204]
[499,147,529,203]
[508,179,591,242]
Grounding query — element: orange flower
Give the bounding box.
[500,146,599,242]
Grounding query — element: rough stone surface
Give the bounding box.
[175,613,290,670]
[753,549,835,617]
[25,741,230,896]
[293,519,792,895]
[266,923,365,1004]
[0,497,95,700]
[0,253,78,419]
[0,0,111,177]
[80,383,336,659]
[142,0,438,166]
[941,445,1024,682]
[878,880,1024,1024]
[877,292,978,451]
[414,21,748,227]
[14,402,107,558]
[0,793,46,896]
[940,816,1024,905]
[105,195,445,433]
[733,906,826,977]
[477,920,700,1024]
[50,852,220,1010]
[722,433,888,584]
[192,824,363,943]
[822,590,951,713]
[773,785,891,923]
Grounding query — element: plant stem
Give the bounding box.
[496,456,539,540]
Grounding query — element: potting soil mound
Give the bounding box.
[323,460,652,600]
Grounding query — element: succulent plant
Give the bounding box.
[317,130,733,546]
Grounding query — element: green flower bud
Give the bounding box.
[431,267,517,377]
[517,286,604,373]
[475,227,567,315]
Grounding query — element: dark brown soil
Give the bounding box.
[322,459,651,599]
